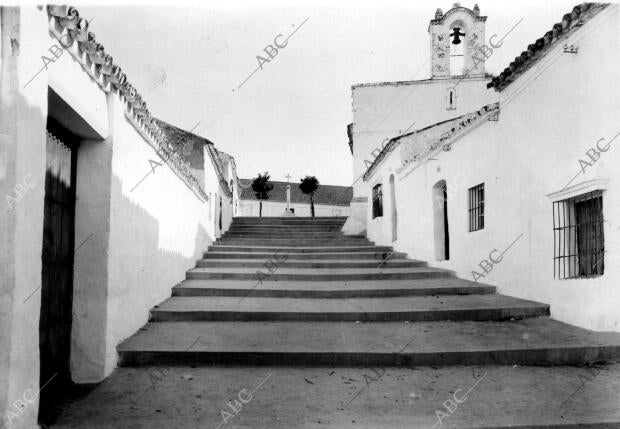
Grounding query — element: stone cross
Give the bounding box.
[285,174,292,211]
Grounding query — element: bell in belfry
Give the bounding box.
[450,27,465,44]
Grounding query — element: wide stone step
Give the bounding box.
[233,217,346,225]
[223,232,352,237]
[226,227,346,235]
[227,229,345,235]
[230,224,346,228]
[148,294,549,322]
[202,251,406,260]
[222,233,368,237]
[118,318,620,367]
[231,219,346,226]
[233,216,346,220]
[195,259,423,269]
[208,245,393,253]
[217,241,373,247]
[186,266,451,281]
[172,278,496,298]
[234,216,347,220]
[228,225,344,230]
[218,238,371,245]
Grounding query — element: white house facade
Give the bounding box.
[0,6,237,428]
[353,3,620,332]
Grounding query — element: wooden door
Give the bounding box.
[443,183,450,260]
[389,175,397,242]
[39,130,77,424]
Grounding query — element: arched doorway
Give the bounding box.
[389,174,397,242]
[432,180,450,260]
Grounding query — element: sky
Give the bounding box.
[68,0,581,186]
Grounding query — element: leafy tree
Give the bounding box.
[251,172,274,217]
[299,176,319,217]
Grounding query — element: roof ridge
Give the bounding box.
[488,3,609,91]
[363,102,499,181]
[240,178,352,189]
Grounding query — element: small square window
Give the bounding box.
[372,184,383,219]
[553,191,604,279]
[468,183,484,232]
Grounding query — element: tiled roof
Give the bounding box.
[154,118,233,198]
[239,180,353,206]
[488,3,608,91]
[154,119,207,170]
[46,5,208,200]
[363,103,500,181]
[207,146,234,198]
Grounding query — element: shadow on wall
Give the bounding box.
[107,172,213,341]
[72,171,213,386]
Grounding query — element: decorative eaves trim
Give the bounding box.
[46,5,208,202]
[396,103,500,180]
[362,103,499,182]
[205,144,233,199]
[487,3,609,92]
[546,178,609,202]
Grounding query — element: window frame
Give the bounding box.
[468,183,484,232]
[372,184,383,219]
[552,190,605,280]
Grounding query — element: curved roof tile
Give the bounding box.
[488,3,609,92]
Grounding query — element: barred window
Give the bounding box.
[468,183,484,232]
[372,184,383,219]
[553,191,604,279]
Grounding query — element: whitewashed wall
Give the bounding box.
[351,78,496,197]
[0,8,50,429]
[0,6,228,428]
[239,199,351,217]
[364,5,620,331]
[347,76,496,235]
[101,92,212,375]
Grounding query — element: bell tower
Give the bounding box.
[429,3,487,79]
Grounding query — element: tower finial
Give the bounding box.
[473,4,480,16]
[435,8,443,19]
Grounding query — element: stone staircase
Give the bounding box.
[118,216,620,368]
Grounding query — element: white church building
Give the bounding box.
[345,2,620,332]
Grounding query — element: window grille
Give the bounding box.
[468,183,484,232]
[372,184,383,219]
[553,191,604,279]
